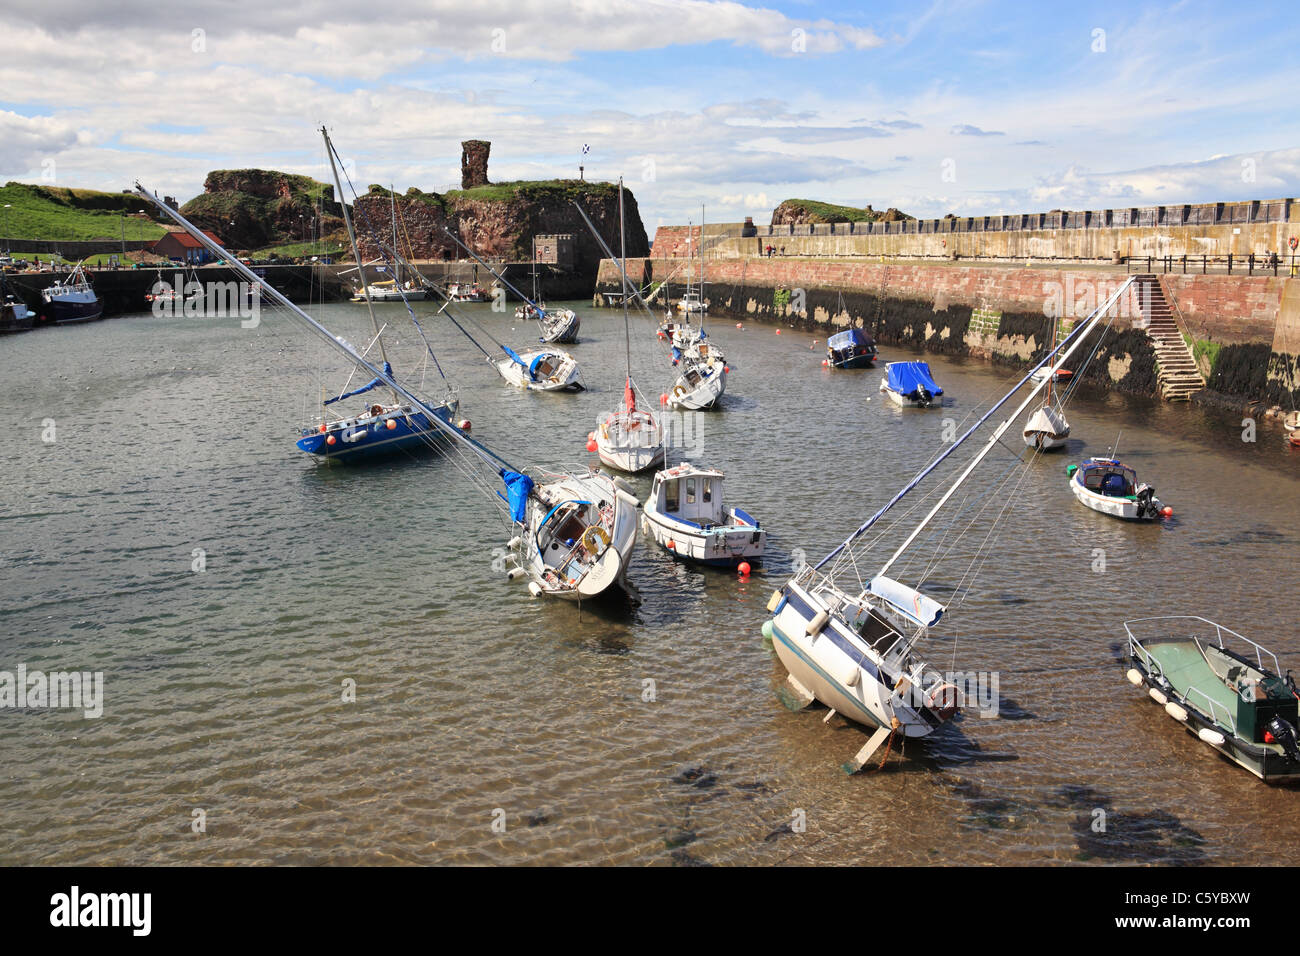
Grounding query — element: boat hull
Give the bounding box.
[642,508,764,566]
[667,363,726,410]
[829,352,876,370]
[1070,472,1162,520]
[879,382,937,407]
[48,298,103,324]
[296,405,456,462]
[522,474,639,600]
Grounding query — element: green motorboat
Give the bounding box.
[1124,616,1300,781]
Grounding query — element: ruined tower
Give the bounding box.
[461,140,491,189]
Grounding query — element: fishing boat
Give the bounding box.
[296,128,460,462]
[40,262,102,324]
[497,347,584,391]
[642,463,764,566]
[580,179,665,473]
[879,360,942,407]
[136,165,634,604]
[762,278,1135,772]
[1067,457,1169,521]
[1123,616,1300,781]
[0,276,33,334]
[677,290,706,314]
[826,328,877,369]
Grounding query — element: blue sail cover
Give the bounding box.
[323,362,393,405]
[499,469,534,522]
[502,345,528,367]
[886,361,943,396]
[828,328,870,351]
[528,354,545,381]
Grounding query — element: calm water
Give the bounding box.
[3,297,1299,866]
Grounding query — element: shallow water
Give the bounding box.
[2,298,1298,866]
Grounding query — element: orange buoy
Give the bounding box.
[1161,506,1174,517]
[659,393,668,405]
[724,366,730,373]
[586,438,597,452]
[666,539,675,550]
[386,419,396,430]
[822,359,829,366]
[737,561,751,577]
[318,423,327,433]
[775,329,781,335]
[326,435,336,445]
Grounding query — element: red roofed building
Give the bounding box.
[151,229,224,265]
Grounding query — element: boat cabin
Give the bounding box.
[1077,459,1137,498]
[651,465,731,528]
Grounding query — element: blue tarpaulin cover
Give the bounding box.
[324,362,393,405]
[828,329,871,351]
[499,469,535,523]
[502,346,527,367]
[886,361,942,397]
[528,354,545,380]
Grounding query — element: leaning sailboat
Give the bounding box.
[762,278,1136,772]
[134,171,634,602]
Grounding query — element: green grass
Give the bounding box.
[776,199,888,224]
[443,179,619,203]
[1191,336,1221,373]
[0,182,168,241]
[252,241,347,259]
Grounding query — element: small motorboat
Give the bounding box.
[1123,616,1300,781]
[447,282,492,302]
[879,360,942,407]
[1067,457,1169,520]
[0,285,34,334]
[642,462,764,567]
[826,328,877,369]
[677,291,706,314]
[1030,366,1073,385]
[497,347,584,391]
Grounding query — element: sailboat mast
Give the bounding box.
[320,127,393,387]
[875,279,1136,578]
[619,178,631,380]
[391,185,399,286]
[699,203,705,332]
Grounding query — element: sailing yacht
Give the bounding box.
[1023,318,1071,450]
[514,261,580,343]
[666,205,727,411]
[763,278,1136,772]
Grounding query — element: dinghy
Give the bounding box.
[879,360,942,407]
[1123,616,1300,781]
[578,179,665,473]
[763,277,1135,772]
[642,463,764,567]
[1067,457,1169,521]
[826,328,878,369]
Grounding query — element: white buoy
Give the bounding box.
[527,582,543,598]
[506,568,526,581]
[806,610,830,637]
[1165,701,1189,722]
[613,477,636,496]
[1198,727,1226,747]
[1149,687,1168,705]
[1126,668,1144,686]
[506,536,521,549]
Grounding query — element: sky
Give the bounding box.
[1,0,1297,231]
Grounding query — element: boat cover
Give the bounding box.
[503,345,528,368]
[499,469,535,523]
[528,354,546,380]
[828,328,871,351]
[324,361,393,404]
[867,574,945,628]
[886,361,942,396]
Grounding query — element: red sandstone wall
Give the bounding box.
[650,225,702,258]
[1161,275,1284,344]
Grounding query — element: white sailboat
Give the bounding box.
[666,204,726,411]
[763,278,1136,772]
[1023,317,1071,450]
[514,260,580,343]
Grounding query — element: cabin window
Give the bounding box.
[702,478,712,503]
[664,479,679,511]
[685,478,696,504]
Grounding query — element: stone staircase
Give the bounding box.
[1133,274,1204,401]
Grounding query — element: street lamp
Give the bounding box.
[2,204,10,255]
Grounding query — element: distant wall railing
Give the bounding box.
[751,198,1294,238]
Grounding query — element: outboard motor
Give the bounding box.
[917,386,932,407]
[1134,484,1157,518]
[1265,716,1300,763]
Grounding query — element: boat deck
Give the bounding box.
[1143,640,1239,720]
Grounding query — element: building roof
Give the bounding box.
[153,230,222,250]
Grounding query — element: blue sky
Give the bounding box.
[1,0,1296,229]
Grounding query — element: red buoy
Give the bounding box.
[659,393,668,405]
[775,329,782,335]
[724,366,730,373]
[386,419,396,430]
[666,539,675,550]
[735,323,743,329]
[458,420,471,432]
[318,423,327,433]
[586,438,597,452]
[1161,506,1174,517]
[737,561,751,577]
[326,435,336,445]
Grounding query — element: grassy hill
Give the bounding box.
[0,182,168,241]
[772,199,914,225]
[442,179,618,203]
